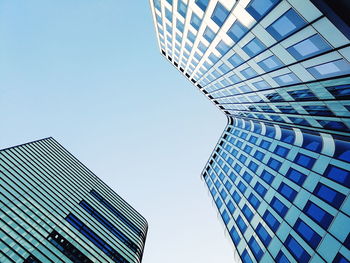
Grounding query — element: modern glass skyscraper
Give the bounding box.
[0,137,148,263]
[150,0,350,262]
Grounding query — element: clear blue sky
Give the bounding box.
[0,1,233,262]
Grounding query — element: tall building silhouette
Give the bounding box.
[150,0,350,262]
[0,137,148,263]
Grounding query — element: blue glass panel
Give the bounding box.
[241,67,258,78]
[302,133,322,152]
[165,8,172,22]
[285,168,306,186]
[230,227,241,245]
[190,13,202,30]
[227,21,248,42]
[260,140,271,149]
[294,219,322,249]
[318,120,350,132]
[237,216,247,233]
[278,182,297,201]
[254,150,264,161]
[267,158,282,170]
[228,53,244,67]
[177,1,187,17]
[211,2,230,26]
[176,19,184,31]
[326,84,350,99]
[208,52,219,64]
[238,181,247,193]
[266,9,306,41]
[242,249,253,263]
[261,170,275,184]
[243,38,266,57]
[333,253,349,263]
[274,145,289,157]
[249,161,258,172]
[295,153,315,169]
[255,182,267,197]
[257,223,272,246]
[198,42,207,53]
[288,89,317,101]
[222,210,230,224]
[233,190,241,203]
[249,237,264,260]
[273,72,300,85]
[324,165,350,187]
[248,193,261,209]
[243,205,254,221]
[187,31,196,43]
[253,80,270,90]
[258,55,283,71]
[303,201,334,229]
[195,0,209,12]
[314,183,346,209]
[276,251,291,263]
[285,235,311,262]
[307,59,350,79]
[216,40,230,55]
[227,200,236,213]
[246,0,280,21]
[203,26,215,42]
[263,210,280,231]
[271,197,288,217]
[287,34,331,60]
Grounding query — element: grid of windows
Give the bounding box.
[150,0,350,137]
[0,138,148,263]
[150,1,350,262]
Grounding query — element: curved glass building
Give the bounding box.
[149,0,350,262]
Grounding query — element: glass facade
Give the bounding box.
[0,138,148,263]
[150,0,350,262]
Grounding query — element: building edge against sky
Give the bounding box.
[149,0,350,262]
[0,137,148,263]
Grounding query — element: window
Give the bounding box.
[303,201,334,229]
[216,41,230,55]
[287,34,331,60]
[195,0,209,12]
[254,150,264,161]
[220,189,228,199]
[233,190,241,203]
[90,190,143,239]
[246,0,280,20]
[263,210,280,231]
[176,19,184,31]
[211,2,230,26]
[243,38,266,57]
[187,31,196,43]
[324,165,350,187]
[242,250,253,263]
[229,172,237,182]
[326,84,350,99]
[295,153,315,169]
[266,9,306,41]
[294,219,322,249]
[253,80,271,90]
[227,200,235,213]
[66,214,128,263]
[255,182,267,197]
[307,59,350,79]
[238,181,247,193]
[248,161,258,172]
[285,235,311,262]
[177,1,187,17]
[190,13,202,30]
[241,67,258,78]
[303,105,334,116]
[271,197,288,217]
[275,251,291,263]
[313,183,346,209]
[153,0,161,11]
[219,63,230,73]
[288,89,317,101]
[242,205,254,221]
[285,168,306,186]
[237,216,247,233]
[80,201,140,254]
[260,140,271,149]
[243,172,253,183]
[208,53,219,64]
[203,26,215,42]
[274,145,289,157]
[228,53,244,67]
[47,230,93,263]
[258,55,283,71]
[165,8,172,22]
[278,182,297,201]
[256,223,272,246]
[267,158,282,170]
[222,210,230,224]
[273,72,300,85]
[261,170,274,184]
[249,237,264,260]
[227,21,248,42]
[198,42,207,53]
[248,193,261,209]
[318,120,350,132]
[229,227,241,245]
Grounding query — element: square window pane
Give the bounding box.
[211,2,230,26]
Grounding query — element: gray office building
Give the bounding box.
[0,137,148,263]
